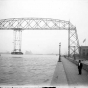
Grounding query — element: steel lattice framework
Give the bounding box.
[0,18,79,56]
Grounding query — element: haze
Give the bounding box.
[0,0,88,54]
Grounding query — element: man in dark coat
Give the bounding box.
[78,60,83,75]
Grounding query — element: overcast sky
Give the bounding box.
[0,0,88,54]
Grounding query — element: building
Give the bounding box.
[79,46,88,57]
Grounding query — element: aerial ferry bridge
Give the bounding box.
[0,18,79,56]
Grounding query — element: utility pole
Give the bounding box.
[58,42,61,62]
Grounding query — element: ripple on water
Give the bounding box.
[0,55,58,85]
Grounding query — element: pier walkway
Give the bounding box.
[51,57,88,88]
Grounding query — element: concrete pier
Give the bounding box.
[51,57,88,88]
[51,61,68,86]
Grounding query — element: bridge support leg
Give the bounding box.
[68,25,79,58]
[68,26,70,57]
[11,29,23,55]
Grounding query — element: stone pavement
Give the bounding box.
[51,57,88,88]
[50,60,68,86]
[62,57,88,87]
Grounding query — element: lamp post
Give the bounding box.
[58,42,61,62]
[74,46,76,60]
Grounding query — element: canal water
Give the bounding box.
[0,54,58,86]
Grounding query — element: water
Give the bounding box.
[0,54,58,86]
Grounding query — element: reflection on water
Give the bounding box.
[0,54,58,86]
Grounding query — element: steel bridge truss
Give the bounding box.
[0,18,79,56]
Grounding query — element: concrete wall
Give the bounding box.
[65,56,88,72]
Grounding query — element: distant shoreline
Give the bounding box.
[0,53,59,55]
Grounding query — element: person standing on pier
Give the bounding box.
[78,60,83,75]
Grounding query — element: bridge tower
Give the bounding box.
[11,29,23,54]
[68,21,79,57]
